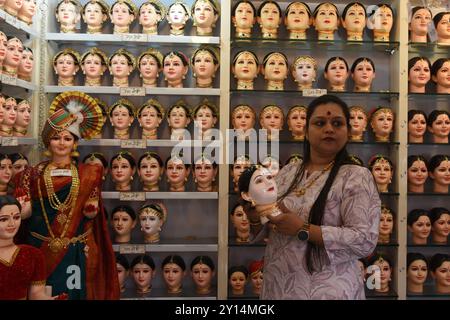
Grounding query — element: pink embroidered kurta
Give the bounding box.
[261,163,381,300]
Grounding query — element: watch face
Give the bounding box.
[297,230,309,241]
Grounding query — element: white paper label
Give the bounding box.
[121,33,147,42]
[1,74,18,85]
[51,169,72,177]
[119,192,146,201]
[120,139,147,149]
[5,14,17,27]
[302,89,327,97]
[120,87,146,97]
[119,245,146,254]
[0,137,18,146]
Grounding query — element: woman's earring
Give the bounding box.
[44,149,52,158]
[251,199,256,207]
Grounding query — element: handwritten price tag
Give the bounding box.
[119,192,146,202]
[120,87,146,97]
[119,245,146,254]
[0,137,18,146]
[302,89,327,97]
[1,74,18,85]
[121,33,148,42]
[120,139,147,149]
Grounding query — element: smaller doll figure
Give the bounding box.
[191,0,220,36]
[167,100,191,141]
[229,203,250,243]
[116,254,129,294]
[366,4,394,42]
[82,152,108,181]
[261,52,288,91]
[191,45,220,88]
[231,105,256,141]
[341,2,366,41]
[431,58,450,94]
[408,110,427,143]
[3,0,23,17]
[351,57,376,92]
[429,207,450,245]
[137,98,164,140]
[370,106,394,142]
[232,0,256,38]
[111,205,137,243]
[13,99,31,137]
[53,48,80,86]
[110,0,137,34]
[429,155,450,193]
[231,154,251,193]
[163,51,189,88]
[138,152,164,191]
[407,252,428,294]
[248,259,263,296]
[228,265,248,296]
[324,57,349,92]
[130,254,156,296]
[108,48,136,88]
[138,0,166,35]
[0,154,12,195]
[378,205,394,244]
[285,153,303,166]
[82,0,109,34]
[408,209,431,245]
[193,154,218,192]
[0,97,17,137]
[17,0,37,25]
[166,1,190,36]
[3,37,23,78]
[108,98,135,140]
[409,7,432,43]
[287,105,307,141]
[232,50,259,90]
[408,57,431,93]
[291,55,317,91]
[0,32,7,74]
[368,255,392,294]
[110,151,136,191]
[190,255,216,295]
[284,2,312,40]
[259,105,284,141]
[138,48,163,88]
[407,155,428,193]
[430,254,450,294]
[138,203,167,243]
[313,2,339,41]
[260,155,280,177]
[55,0,82,33]
[348,106,367,142]
[427,110,450,143]
[80,47,108,87]
[192,99,218,140]
[165,154,190,192]
[9,153,28,179]
[257,1,282,39]
[434,12,450,45]
[162,255,186,295]
[17,47,33,82]
[368,155,393,193]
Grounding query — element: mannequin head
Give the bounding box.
[239,166,278,211]
[191,0,220,36]
[285,154,303,166]
[18,0,36,25]
[228,265,248,296]
[409,7,432,43]
[82,0,109,33]
[366,4,394,42]
[166,1,190,35]
[429,207,450,244]
[407,155,428,193]
[231,154,251,192]
[261,52,288,90]
[284,2,312,39]
[191,46,220,88]
[434,12,450,44]
[232,0,256,38]
[430,254,450,294]
[429,155,450,193]
[287,105,307,140]
[111,205,136,243]
[167,100,191,140]
[130,254,156,295]
[348,106,367,142]
[137,99,164,139]
[163,51,189,88]
[408,110,427,143]
[138,152,164,191]
[80,47,108,86]
[407,252,428,294]
[261,155,280,177]
[0,195,21,242]
[259,105,284,140]
[139,0,166,34]
[231,105,256,138]
[138,48,163,88]
[4,37,24,77]
[257,1,282,39]
[427,110,450,144]
[229,203,250,243]
[14,99,31,135]
[408,209,431,245]
[0,155,13,193]
[232,50,259,90]
[108,49,136,87]
[378,205,394,244]
[408,57,431,93]
[291,55,317,90]
[193,154,218,192]
[138,203,166,243]
[17,47,33,81]
[190,256,215,295]
[2,97,17,130]
[110,0,137,33]
[115,254,129,293]
[368,155,393,193]
[161,255,186,294]
[9,153,28,179]
[370,107,394,142]
[341,2,366,41]
[53,48,80,86]
[368,255,392,293]
[249,259,264,296]
[82,152,108,180]
[55,0,81,33]
[192,100,218,139]
[108,98,135,139]
[324,57,349,92]
[165,155,190,192]
[110,152,136,191]
[0,32,7,66]
[351,57,376,92]
[312,2,339,40]
[431,58,450,94]
[0,94,4,125]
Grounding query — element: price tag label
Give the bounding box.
[120,139,147,149]
[119,244,146,254]
[121,33,148,42]
[0,137,18,146]
[119,192,146,202]
[1,74,18,86]
[51,169,72,177]
[302,89,327,97]
[5,14,17,27]
[120,87,146,97]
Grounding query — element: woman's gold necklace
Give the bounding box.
[295,161,335,197]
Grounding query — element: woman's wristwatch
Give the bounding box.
[296,222,310,241]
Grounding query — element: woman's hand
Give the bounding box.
[266,202,304,236]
